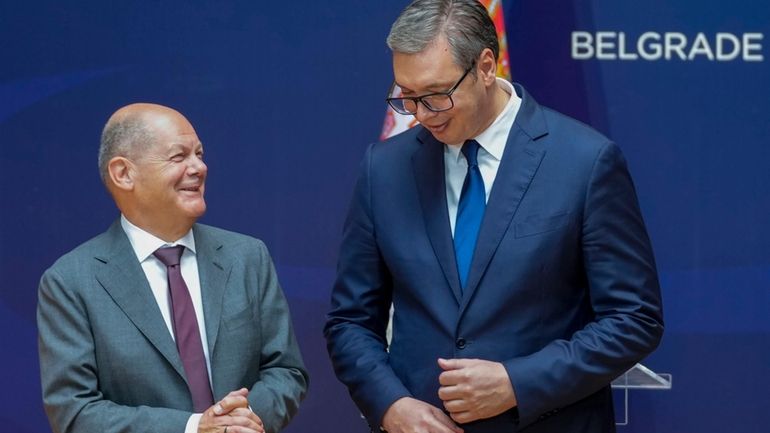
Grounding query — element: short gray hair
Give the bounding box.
[387,0,499,71]
[97,113,154,185]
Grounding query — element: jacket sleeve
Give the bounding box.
[503,142,664,428]
[247,240,309,433]
[37,267,191,433]
[323,143,411,428]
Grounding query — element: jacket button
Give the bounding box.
[456,338,466,349]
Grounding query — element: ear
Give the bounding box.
[107,156,136,191]
[477,47,498,85]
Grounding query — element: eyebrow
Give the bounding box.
[167,141,203,153]
[396,80,455,95]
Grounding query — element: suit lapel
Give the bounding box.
[460,85,548,311]
[94,221,186,380]
[413,129,463,304]
[193,225,230,359]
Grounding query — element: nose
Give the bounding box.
[188,155,207,177]
[413,101,437,123]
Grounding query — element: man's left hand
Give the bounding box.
[200,388,265,433]
[437,358,517,424]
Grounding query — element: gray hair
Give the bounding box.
[387,0,499,71]
[97,113,154,185]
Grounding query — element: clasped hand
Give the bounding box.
[381,358,517,433]
[198,388,265,433]
[437,358,517,425]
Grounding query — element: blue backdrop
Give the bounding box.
[1,1,768,432]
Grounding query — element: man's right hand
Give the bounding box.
[198,388,265,433]
[381,397,464,433]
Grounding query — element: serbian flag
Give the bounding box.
[379,0,511,140]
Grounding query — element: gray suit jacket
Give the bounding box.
[38,221,308,433]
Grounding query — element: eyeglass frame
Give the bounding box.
[385,63,475,115]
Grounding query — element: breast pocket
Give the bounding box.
[514,212,571,238]
[223,306,255,331]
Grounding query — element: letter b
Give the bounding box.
[572,31,594,60]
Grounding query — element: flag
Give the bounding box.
[379,0,511,140]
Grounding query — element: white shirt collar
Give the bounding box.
[447,78,521,162]
[120,214,197,263]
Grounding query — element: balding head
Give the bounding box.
[98,103,207,241]
[98,103,188,186]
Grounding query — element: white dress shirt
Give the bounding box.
[445,78,522,234]
[120,215,210,431]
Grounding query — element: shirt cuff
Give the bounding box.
[185,413,202,433]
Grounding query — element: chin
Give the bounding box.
[182,202,207,219]
[432,127,463,146]
[192,206,207,218]
[437,133,463,146]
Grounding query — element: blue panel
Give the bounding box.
[2,1,768,431]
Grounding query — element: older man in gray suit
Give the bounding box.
[37,103,308,433]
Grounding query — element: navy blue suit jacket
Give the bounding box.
[325,84,663,432]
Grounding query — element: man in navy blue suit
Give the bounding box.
[324,1,663,432]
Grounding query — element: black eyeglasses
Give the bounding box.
[386,64,474,115]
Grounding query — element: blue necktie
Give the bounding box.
[454,140,486,290]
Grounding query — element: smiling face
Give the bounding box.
[110,105,207,241]
[393,36,495,146]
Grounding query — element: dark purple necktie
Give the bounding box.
[154,245,214,412]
